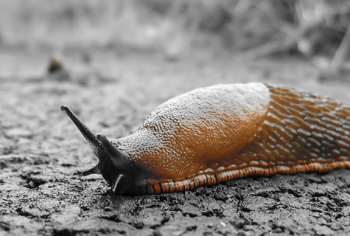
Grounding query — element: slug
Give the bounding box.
[61,83,350,195]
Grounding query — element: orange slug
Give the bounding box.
[61,83,350,195]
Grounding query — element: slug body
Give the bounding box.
[61,83,350,195]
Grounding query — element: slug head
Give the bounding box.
[60,105,135,194]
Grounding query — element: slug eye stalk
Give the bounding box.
[60,105,104,159]
[60,105,131,174]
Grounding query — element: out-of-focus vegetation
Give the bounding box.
[0,0,349,74]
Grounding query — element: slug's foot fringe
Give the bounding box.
[126,160,350,195]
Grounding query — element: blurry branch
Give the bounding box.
[317,22,350,82]
[1,0,350,62]
[330,23,350,72]
[235,3,350,61]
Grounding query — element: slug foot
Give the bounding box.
[125,160,350,195]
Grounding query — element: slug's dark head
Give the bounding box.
[60,105,134,194]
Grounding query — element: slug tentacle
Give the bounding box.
[60,105,105,159]
[81,164,100,176]
[61,105,135,193]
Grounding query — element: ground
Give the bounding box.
[1,48,350,236]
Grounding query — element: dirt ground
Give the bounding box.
[1,48,350,236]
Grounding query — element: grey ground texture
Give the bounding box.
[1,49,350,236]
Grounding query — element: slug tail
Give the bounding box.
[61,105,104,159]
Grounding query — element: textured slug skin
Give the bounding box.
[108,83,350,195]
[113,83,270,180]
[236,84,350,170]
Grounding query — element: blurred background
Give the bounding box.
[0,0,349,78]
[1,2,350,235]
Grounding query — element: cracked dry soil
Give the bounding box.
[1,49,350,236]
